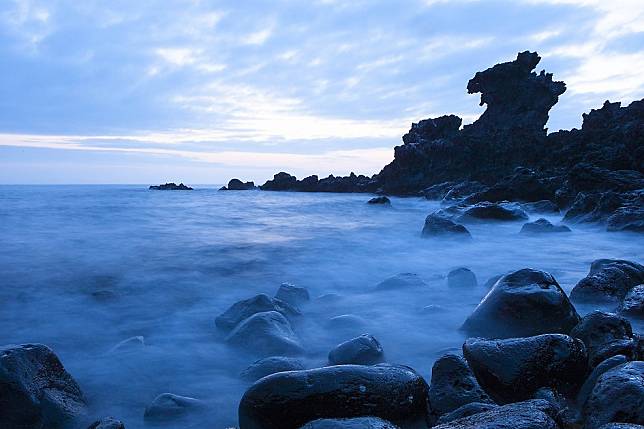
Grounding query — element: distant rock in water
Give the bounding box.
[149,182,193,190]
[376,273,427,290]
[221,178,256,190]
[216,293,301,332]
[368,196,391,205]
[327,334,385,366]
[458,202,529,223]
[520,218,571,234]
[260,171,378,193]
[225,311,304,356]
[422,212,471,238]
[447,268,477,288]
[240,356,306,382]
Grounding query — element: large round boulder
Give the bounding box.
[428,354,493,419]
[432,399,560,429]
[275,283,310,307]
[570,311,636,367]
[457,202,529,223]
[583,361,644,428]
[422,213,471,238]
[570,259,644,303]
[462,334,588,403]
[328,334,385,366]
[238,364,430,429]
[240,356,306,382]
[226,311,304,356]
[461,269,581,338]
[447,268,477,289]
[216,294,301,332]
[299,417,400,428]
[0,343,87,429]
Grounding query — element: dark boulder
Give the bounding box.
[376,273,427,291]
[465,168,558,204]
[0,343,87,429]
[598,424,644,429]
[328,334,385,366]
[458,202,528,223]
[462,268,580,338]
[570,311,636,367]
[368,196,391,205]
[435,402,497,425]
[577,354,629,409]
[240,356,306,382]
[238,364,430,429]
[607,191,644,232]
[520,218,571,234]
[583,361,644,428]
[87,417,125,429]
[620,285,644,318]
[402,115,462,145]
[261,172,298,191]
[299,417,400,429]
[225,311,304,356]
[428,354,493,418]
[149,182,192,190]
[422,213,471,238]
[143,393,205,422]
[216,293,301,332]
[423,182,457,200]
[447,268,477,288]
[441,181,488,203]
[570,259,644,303]
[522,200,560,213]
[563,191,625,224]
[222,178,256,190]
[463,334,588,403]
[275,283,310,307]
[432,399,560,429]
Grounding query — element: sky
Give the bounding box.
[1,0,643,184]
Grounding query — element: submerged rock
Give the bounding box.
[428,354,493,418]
[221,178,256,190]
[520,218,571,234]
[275,283,310,307]
[583,361,644,428]
[570,311,636,367]
[463,334,587,403]
[87,417,126,429]
[240,356,306,382]
[108,336,145,354]
[0,343,87,429]
[376,273,427,291]
[422,213,471,238]
[143,393,205,422]
[225,311,304,356]
[238,364,430,429]
[462,268,580,338]
[620,285,644,318]
[570,259,644,303]
[328,334,385,366]
[149,182,192,190]
[368,196,391,205]
[432,399,560,429]
[458,202,529,223]
[216,293,301,332]
[446,268,477,289]
[299,417,401,429]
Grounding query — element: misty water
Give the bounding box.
[1,185,642,428]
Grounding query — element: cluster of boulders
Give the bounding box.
[220,178,257,190]
[223,51,643,233]
[149,182,193,190]
[233,260,644,429]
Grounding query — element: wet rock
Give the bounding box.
[447,268,477,289]
[226,311,304,356]
[0,343,87,429]
[620,285,644,318]
[570,311,636,367]
[563,191,625,224]
[607,191,644,232]
[570,259,644,303]
[422,304,448,314]
[216,293,301,332]
[463,334,588,403]
[532,387,578,427]
[328,334,385,366]
[598,424,644,429]
[149,182,192,190]
[462,268,581,338]
[458,202,529,223]
[583,361,644,428]
[87,417,126,429]
[465,168,558,204]
[435,402,498,425]
[240,356,306,382]
[368,196,391,205]
[520,218,571,234]
[275,283,310,307]
[442,181,488,203]
[577,354,629,409]
[238,364,430,429]
[260,172,298,191]
[299,417,400,428]
[143,393,205,422]
[376,273,427,291]
[423,182,458,200]
[482,274,504,289]
[422,213,471,238]
[428,354,493,418]
[522,200,560,213]
[432,399,560,429]
[222,178,256,190]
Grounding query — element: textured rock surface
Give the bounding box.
[149,182,192,190]
[240,356,306,382]
[299,417,401,429]
[368,196,391,205]
[87,417,126,429]
[620,285,644,318]
[0,343,87,429]
[577,355,629,409]
[435,402,498,425]
[225,311,304,356]
[520,218,571,234]
[570,311,636,367]
[216,293,301,332]
[238,364,430,429]
[462,268,580,338]
[328,334,385,366]
[222,178,256,190]
[421,212,471,238]
[275,283,310,307]
[458,202,529,223]
[463,334,588,403]
[570,259,644,303]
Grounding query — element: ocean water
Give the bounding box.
[0,185,642,428]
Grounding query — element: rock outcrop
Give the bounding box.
[149,182,192,190]
[221,178,256,190]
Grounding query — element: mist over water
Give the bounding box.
[1,185,642,428]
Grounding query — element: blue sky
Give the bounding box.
[1,0,643,184]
